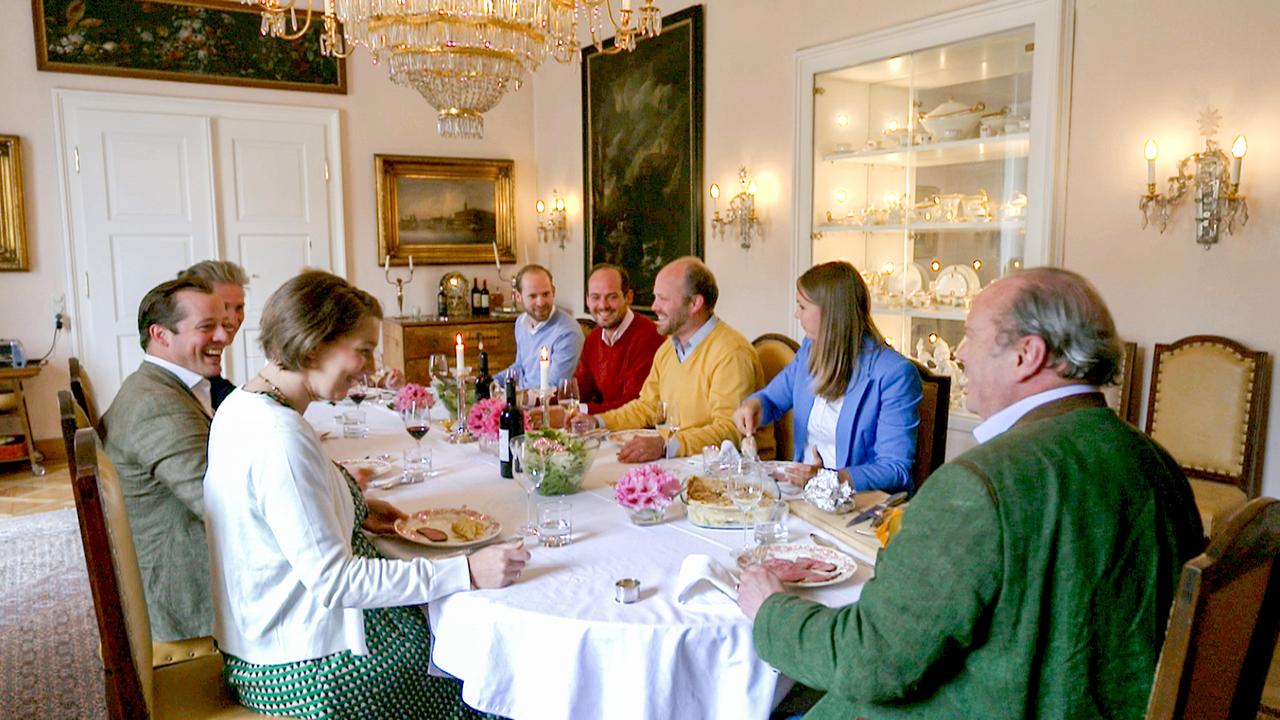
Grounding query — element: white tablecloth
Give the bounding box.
[305,401,871,720]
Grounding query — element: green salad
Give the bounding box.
[524,428,592,496]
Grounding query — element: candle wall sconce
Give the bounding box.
[709,166,763,249]
[1140,108,1249,249]
[536,191,569,249]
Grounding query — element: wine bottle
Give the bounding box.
[470,278,481,315]
[480,279,491,316]
[436,287,448,319]
[475,340,492,401]
[499,377,524,479]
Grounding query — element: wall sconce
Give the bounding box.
[1139,108,1249,249]
[709,166,763,249]
[535,190,568,249]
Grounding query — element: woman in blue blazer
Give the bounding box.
[734,261,923,492]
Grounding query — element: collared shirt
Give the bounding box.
[526,306,558,333]
[804,393,846,467]
[144,354,213,416]
[672,315,719,363]
[972,384,1100,444]
[600,309,635,347]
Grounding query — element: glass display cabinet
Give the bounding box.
[795,0,1071,442]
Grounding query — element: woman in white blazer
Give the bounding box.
[204,270,527,719]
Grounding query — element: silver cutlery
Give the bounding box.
[845,491,908,527]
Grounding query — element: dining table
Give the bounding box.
[305,398,874,720]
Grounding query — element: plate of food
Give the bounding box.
[738,543,858,588]
[394,508,502,548]
[338,458,392,479]
[607,429,661,445]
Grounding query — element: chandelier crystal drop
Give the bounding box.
[242,0,663,139]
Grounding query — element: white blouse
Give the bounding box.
[203,390,470,665]
[804,393,846,468]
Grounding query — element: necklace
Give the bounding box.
[253,372,294,411]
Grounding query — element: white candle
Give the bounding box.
[455,333,465,374]
[539,346,550,390]
[1144,139,1158,187]
[384,255,389,271]
[408,255,413,271]
[492,241,502,270]
[622,0,631,10]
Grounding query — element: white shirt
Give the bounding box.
[144,354,212,416]
[972,384,1100,444]
[204,391,470,665]
[600,309,635,347]
[525,306,559,333]
[804,394,846,467]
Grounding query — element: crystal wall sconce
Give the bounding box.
[535,191,568,249]
[709,166,763,249]
[1139,108,1249,249]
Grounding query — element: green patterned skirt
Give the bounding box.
[222,470,498,720]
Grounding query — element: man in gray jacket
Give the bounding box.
[100,277,229,641]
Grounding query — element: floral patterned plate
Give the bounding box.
[737,543,858,588]
[394,508,502,548]
[606,429,661,445]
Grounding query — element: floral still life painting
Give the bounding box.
[34,0,346,93]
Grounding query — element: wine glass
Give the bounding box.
[655,401,680,441]
[348,374,371,407]
[509,436,539,537]
[557,378,580,429]
[401,401,430,451]
[427,353,451,383]
[729,468,764,559]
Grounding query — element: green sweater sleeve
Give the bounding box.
[753,465,1002,703]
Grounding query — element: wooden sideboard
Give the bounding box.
[383,316,517,385]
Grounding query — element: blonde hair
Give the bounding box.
[799,261,882,400]
[259,270,382,371]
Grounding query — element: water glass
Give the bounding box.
[753,499,790,546]
[340,410,367,439]
[402,447,432,485]
[537,500,572,547]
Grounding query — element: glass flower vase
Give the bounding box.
[627,506,666,526]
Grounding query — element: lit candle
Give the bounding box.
[1144,139,1158,186]
[539,346,550,390]
[455,333,465,374]
[1231,135,1248,185]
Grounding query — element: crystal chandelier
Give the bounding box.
[242,0,663,139]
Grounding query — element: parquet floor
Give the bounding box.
[0,461,73,519]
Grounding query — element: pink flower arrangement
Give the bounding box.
[614,464,682,512]
[466,397,507,441]
[394,383,435,413]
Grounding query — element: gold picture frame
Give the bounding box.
[0,135,30,272]
[375,155,517,266]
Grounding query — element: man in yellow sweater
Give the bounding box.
[575,256,774,462]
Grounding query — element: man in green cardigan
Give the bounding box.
[100,277,229,641]
[739,268,1204,719]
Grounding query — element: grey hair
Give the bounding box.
[179,260,249,287]
[995,267,1121,386]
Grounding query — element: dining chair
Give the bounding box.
[69,427,280,719]
[752,333,800,461]
[910,360,950,493]
[59,390,90,476]
[1145,497,1280,720]
[69,356,102,433]
[1103,341,1142,425]
[1144,335,1272,537]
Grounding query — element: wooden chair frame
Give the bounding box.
[910,360,950,492]
[1147,497,1280,719]
[1115,341,1142,426]
[1144,335,1271,498]
[69,356,101,432]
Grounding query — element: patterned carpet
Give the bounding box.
[0,508,106,719]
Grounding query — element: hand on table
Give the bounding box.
[733,399,762,437]
[362,498,407,535]
[776,462,821,487]
[469,540,531,589]
[737,563,785,621]
[618,435,665,463]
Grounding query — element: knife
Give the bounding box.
[845,491,908,527]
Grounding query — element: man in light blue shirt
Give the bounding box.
[496,264,585,389]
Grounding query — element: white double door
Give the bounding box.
[56,91,344,406]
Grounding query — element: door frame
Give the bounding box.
[51,89,346,364]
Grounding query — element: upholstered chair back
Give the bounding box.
[752,333,800,461]
[1146,497,1280,719]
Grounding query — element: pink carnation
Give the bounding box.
[614,464,681,511]
[466,397,507,441]
[394,383,435,413]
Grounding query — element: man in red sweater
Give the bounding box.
[575,263,665,413]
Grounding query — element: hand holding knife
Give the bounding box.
[845,490,908,527]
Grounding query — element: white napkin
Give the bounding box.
[675,554,740,605]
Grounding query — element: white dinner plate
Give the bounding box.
[607,429,661,445]
[935,263,981,299]
[885,262,925,296]
[394,508,502,548]
[739,543,858,588]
